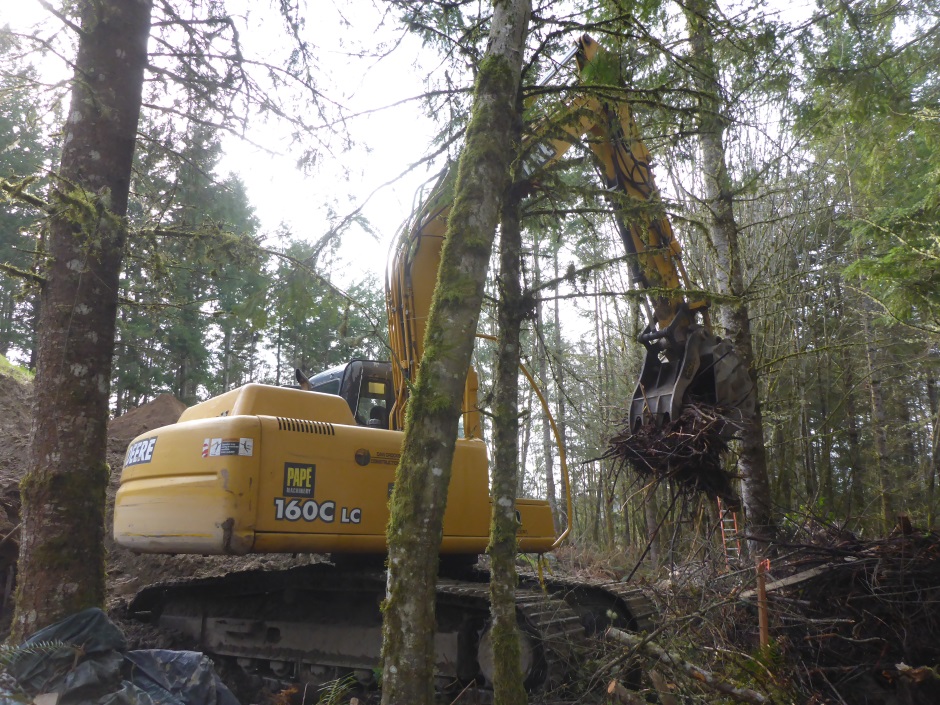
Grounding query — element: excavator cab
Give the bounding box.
[301,360,394,429]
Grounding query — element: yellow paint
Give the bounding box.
[114,384,556,556]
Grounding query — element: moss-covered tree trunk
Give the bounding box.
[684,0,776,554]
[489,168,527,704]
[11,0,152,640]
[379,1,531,702]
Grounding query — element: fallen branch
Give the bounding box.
[606,627,772,705]
[739,561,856,599]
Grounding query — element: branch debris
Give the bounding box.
[606,627,772,704]
[605,402,740,508]
[753,527,940,703]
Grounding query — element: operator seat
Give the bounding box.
[368,406,387,429]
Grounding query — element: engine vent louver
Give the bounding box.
[276,417,336,435]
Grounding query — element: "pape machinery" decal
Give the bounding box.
[276,462,361,524]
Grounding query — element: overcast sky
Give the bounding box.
[5,0,441,289]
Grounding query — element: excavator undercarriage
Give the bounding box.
[127,562,655,697]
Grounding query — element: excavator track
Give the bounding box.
[126,562,655,699]
[531,573,657,634]
[435,579,588,694]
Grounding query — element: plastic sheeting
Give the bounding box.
[0,608,239,705]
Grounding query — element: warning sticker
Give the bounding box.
[202,437,254,458]
[283,462,315,497]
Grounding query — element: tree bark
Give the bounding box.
[552,247,570,529]
[488,161,528,705]
[684,0,776,553]
[926,366,939,529]
[12,0,152,640]
[380,2,531,703]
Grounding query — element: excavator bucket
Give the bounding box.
[629,324,755,437]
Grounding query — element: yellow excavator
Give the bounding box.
[114,35,751,695]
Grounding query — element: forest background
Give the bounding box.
[1,0,939,553]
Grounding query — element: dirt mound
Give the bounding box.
[109,394,186,443]
[0,372,33,488]
[104,393,315,611]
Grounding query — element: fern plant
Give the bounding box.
[315,673,358,705]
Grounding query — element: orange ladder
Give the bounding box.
[716,497,742,569]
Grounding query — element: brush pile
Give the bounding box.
[605,402,740,508]
[766,529,940,703]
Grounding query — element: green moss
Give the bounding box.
[32,536,85,571]
[21,460,109,499]
[0,354,33,383]
[51,184,125,257]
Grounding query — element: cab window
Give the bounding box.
[358,379,390,428]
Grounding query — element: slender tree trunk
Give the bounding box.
[489,165,527,705]
[862,312,893,532]
[773,424,792,513]
[591,462,602,543]
[380,3,531,702]
[516,384,533,495]
[534,235,559,530]
[552,248,570,530]
[26,291,39,370]
[684,0,776,553]
[800,400,817,501]
[604,471,616,549]
[0,289,13,356]
[817,361,834,508]
[275,320,282,386]
[896,393,916,513]
[222,325,232,391]
[843,353,866,523]
[926,368,939,529]
[12,0,152,640]
[644,486,660,570]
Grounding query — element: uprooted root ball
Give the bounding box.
[606,403,740,508]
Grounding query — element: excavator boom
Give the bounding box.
[537,36,755,432]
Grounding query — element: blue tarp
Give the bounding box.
[1,608,239,705]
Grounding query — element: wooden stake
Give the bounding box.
[757,558,770,651]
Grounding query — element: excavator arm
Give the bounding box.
[386,34,754,437]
